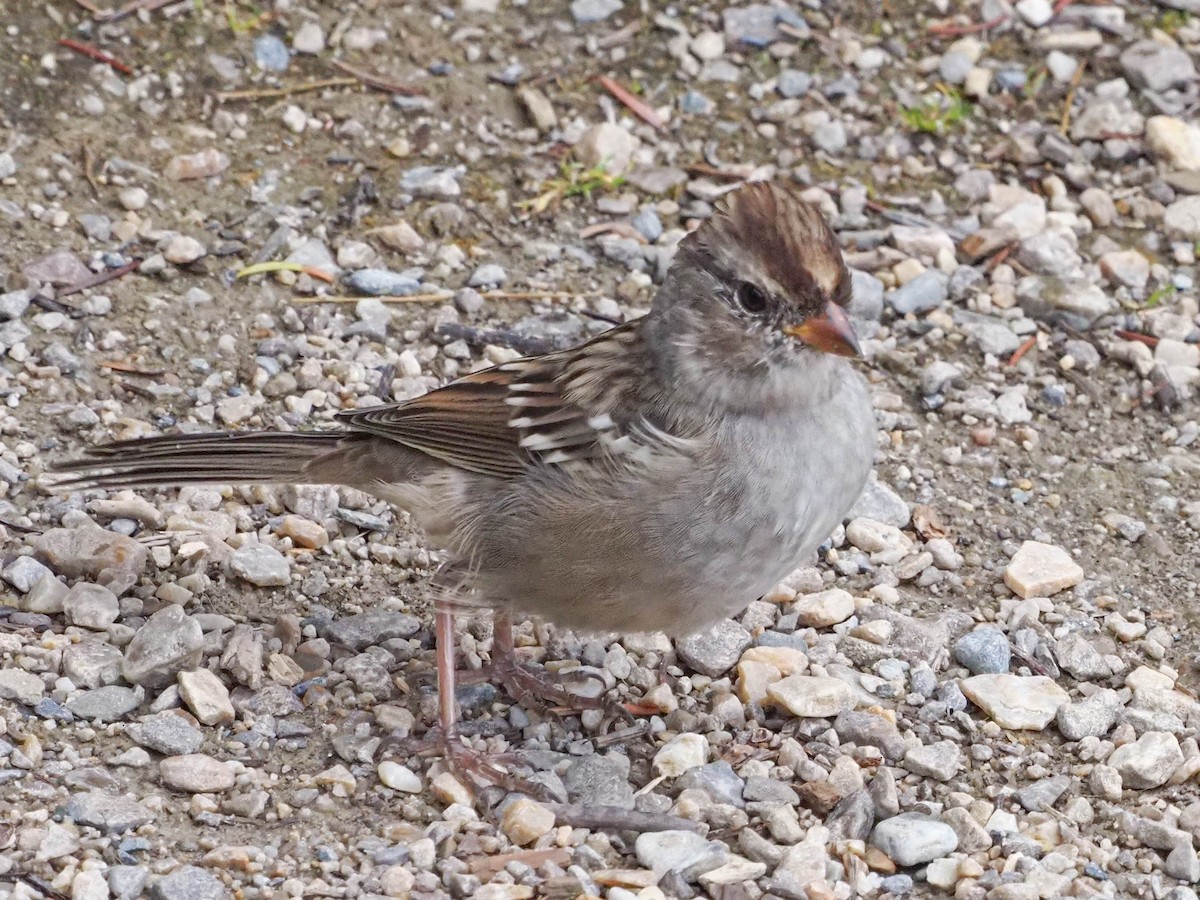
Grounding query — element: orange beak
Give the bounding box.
[782,302,862,358]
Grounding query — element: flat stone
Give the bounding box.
[1055,632,1112,681]
[1056,688,1122,740]
[652,732,709,777]
[322,612,421,651]
[769,827,830,898]
[1148,116,1200,172]
[32,527,148,596]
[160,754,236,793]
[903,741,961,781]
[64,642,124,689]
[793,588,856,627]
[0,668,46,705]
[64,582,120,630]
[677,618,752,677]
[123,606,204,688]
[228,544,290,587]
[1109,731,1183,790]
[128,712,205,756]
[848,478,910,527]
[1016,774,1071,812]
[960,674,1069,729]
[164,149,230,180]
[887,269,948,315]
[1004,540,1084,598]
[870,814,958,867]
[954,627,1011,675]
[3,556,55,592]
[151,864,229,900]
[634,829,727,877]
[563,754,634,809]
[1165,196,1200,240]
[941,806,993,853]
[65,792,154,833]
[178,669,235,726]
[833,710,906,761]
[768,675,855,718]
[1120,39,1197,93]
[501,798,556,847]
[66,686,140,722]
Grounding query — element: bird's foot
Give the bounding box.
[402,727,554,800]
[458,653,626,720]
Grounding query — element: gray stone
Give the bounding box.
[1166,196,1200,240]
[0,668,46,705]
[778,70,812,98]
[1055,632,1112,681]
[903,741,962,781]
[870,813,958,866]
[66,686,140,722]
[724,4,800,46]
[342,268,421,297]
[64,582,121,630]
[1109,731,1183,789]
[123,606,204,688]
[467,264,507,288]
[159,754,236,793]
[151,865,230,900]
[228,544,291,587]
[323,612,421,652]
[31,526,148,596]
[833,710,906,761]
[66,792,154,833]
[676,761,745,807]
[848,478,909,527]
[399,166,462,199]
[0,289,30,320]
[128,712,205,756]
[109,866,149,899]
[677,618,752,677]
[634,830,727,878]
[20,574,68,613]
[570,0,621,23]
[253,34,289,72]
[849,269,884,322]
[887,270,949,315]
[3,556,55,593]
[1017,774,1071,812]
[64,642,124,689]
[1120,40,1197,93]
[826,789,875,841]
[563,754,634,808]
[954,628,1011,675]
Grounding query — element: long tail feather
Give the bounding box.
[48,430,354,491]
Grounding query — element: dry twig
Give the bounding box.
[330,60,425,96]
[58,258,141,297]
[57,38,133,75]
[216,78,357,102]
[595,75,665,131]
[542,803,707,834]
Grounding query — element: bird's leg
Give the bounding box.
[457,610,616,715]
[402,607,550,797]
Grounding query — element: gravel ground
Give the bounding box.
[2,1,1200,898]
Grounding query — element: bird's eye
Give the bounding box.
[735,282,769,314]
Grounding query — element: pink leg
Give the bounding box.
[435,608,458,734]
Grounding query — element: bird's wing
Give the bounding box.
[339,319,683,479]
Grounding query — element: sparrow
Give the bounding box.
[51,182,877,782]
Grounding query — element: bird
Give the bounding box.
[50,181,877,784]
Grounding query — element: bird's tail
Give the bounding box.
[47,430,361,491]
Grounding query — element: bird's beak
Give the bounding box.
[782,302,862,358]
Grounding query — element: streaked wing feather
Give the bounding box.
[335,321,664,478]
